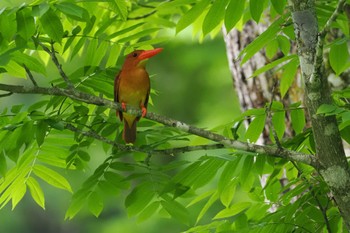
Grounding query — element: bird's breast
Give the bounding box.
[118,68,150,107]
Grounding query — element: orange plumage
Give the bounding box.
[114,48,163,143]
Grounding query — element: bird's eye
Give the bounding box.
[132,53,138,57]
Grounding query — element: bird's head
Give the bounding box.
[123,48,163,69]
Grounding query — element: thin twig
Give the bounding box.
[266,78,282,148]
[128,10,156,20]
[24,65,38,87]
[36,39,74,89]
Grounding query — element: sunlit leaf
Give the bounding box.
[329,40,349,75]
[27,177,45,209]
[55,2,89,21]
[290,103,305,134]
[213,202,251,219]
[88,191,103,217]
[241,17,284,64]
[11,179,27,210]
[271,0,286,14]
[225,0,245,32]
[138,201,160,222]
[110,0,128,21]
[16,8,35,40]
[202,0,229,36]
[33,165,72,192]
[245,114,266,143]
[176,0,210,33]
[250,0,267,23]
[40,8,64,43]
[280,57,299,98]
[161,197,190,225]
[125,181,154,216]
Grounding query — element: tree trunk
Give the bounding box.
[290,0,350,230]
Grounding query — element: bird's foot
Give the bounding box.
[121,102,127,111]
[141,106,147,117]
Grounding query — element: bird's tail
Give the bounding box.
[123,119,137,143]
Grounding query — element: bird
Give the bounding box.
[114,48,163,143]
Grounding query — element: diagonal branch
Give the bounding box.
[36,39,74,89]
[0,83,318,167]
[320,0,346,37]
[24,65,38,87]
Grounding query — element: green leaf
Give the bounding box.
[176,0,210,33]
[3,60,26,78]
[65,189,90,220]
[11,179,27,210]
[277,35,290,55]
[33,165,72,192]
[12,52,46,75]
[27,177,45,209]
[265,39,278,59]
[32,3,50,17]
[106,22,144,40]
[77,150,90,162]
[36,120,48,147]
[71,37,86,60]
[271,0,286,14]
[329,40,349,75]
[202,0,229,36]
[16,8,35,40]
[173,158,224,189]
[220,179,237,208]
[341,125,350,144]
[197,191,219,223]
[280,57,299,98]
[55,2,89,21]
[138,201,160,222]
[106,44,121,67]
[0,10,17,42]
[249,0,266,23]
[110,161,134,171]
[161,197,190,225]
[213,202,251,219]
[125,182,154,216]
[240,156,254,186]
[187,189,216,207]
[272,101,286,140]
[225,0,245,32]
[110,0,128,21]
[40,8,64,43]
[118,28,160,43]
[245,114,266,143]
[251,55,297,78]
[0,152,6,177]
[290,103,305,134]
[316,104,339,115]
[88,191,103,217]
[241,17,284,64]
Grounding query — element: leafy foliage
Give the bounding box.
[0,0,349,232]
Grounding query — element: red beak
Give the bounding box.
[138,48,163,60]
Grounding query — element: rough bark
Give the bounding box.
[290,0,350,230]
[223,22,298,144]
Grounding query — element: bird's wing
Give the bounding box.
[114,71,123,121]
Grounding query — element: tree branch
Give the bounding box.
[36,39,74,89]
[0,83,318,167]
[320,0,346,37]
[24,65,38,87]
[65,123,225,155]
